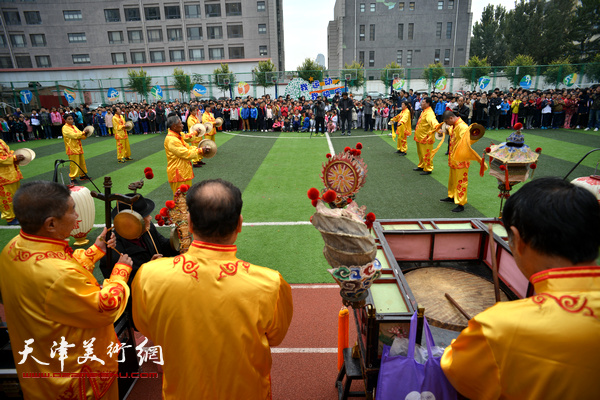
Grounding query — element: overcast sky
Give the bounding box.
[283,0,517,71]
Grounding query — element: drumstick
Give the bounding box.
[445,293,472,320]
[100,237,122,256]
[146,229,160,255]
[488,224,501,303]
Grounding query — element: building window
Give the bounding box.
[145,7,161,20]
[448,0,454,9]
[226,3,242,16]
[438,1,443,10]
[165,5,181,19]
[128,30,143,44]
[209,47,224,60]
[398,24,403,40]
[24,11,41,25]
[259,45,267,56]
[3,11,21,25]
[72,54,90,64]
[370,3,375,12]
[187,26,202,40]
[434,49,440,63]
[407,50,412,66]
[64,10,83,21]
[131,51,146,64]
[359,51,364,66]
[398,2,404,11]
[30,34,46,47]
[0,35,5,48]
[147,29,163,42]
[227,25,243,39]
[108,31,123,44]
[111,53,126,65]
[436,22,442,39]
[369,24,375,41]
[396,50,402,65]
[68,33,87,43]
[189,48,204,61]
[408,23,414,40]
[258,24,267,34]
[257,1,266,12]
[359,25,365,41]
[170,49,185,62]
[104,9,120,22]
[185,4,201,18]
[444,49,450,66]
[16,55,32,68]
[409,2,415,10]
[446,22,452,39]
[0,56,13,68]
[360,3,365,12]
[125,8,141,22]
[369,51,374,67]
[229,46,244,59]
[10,34,26,48]
[207,26,223,39]
[35,55,51,68]
[150,51,165,63]
[205,3,221,17]
[167,28,183,41]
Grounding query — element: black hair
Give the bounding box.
[186,179,243,240]
[423,97,432,107]
[503,177,600,264]
[13,181,72,234]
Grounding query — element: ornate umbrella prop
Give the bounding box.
[155,184,193,254]
[484,124,541,217]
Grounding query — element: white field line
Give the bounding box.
[221,131,377,140]
[325,132,335,155]
[291,284,338,289]
[0,221,314,230]
[270,347,337,354]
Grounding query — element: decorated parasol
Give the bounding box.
[156,184,193,254]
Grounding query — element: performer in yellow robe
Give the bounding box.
[164,114,208,194]
[202,106,217,142]
[185,105,204,167]
[389,102,412,155]
[0,181,133,400]
[413,97,438,174]
[62,115,88,184]
[441,177,600,399]
[133,179,293,400]
[112,107,131,163]
[0,139,23,225]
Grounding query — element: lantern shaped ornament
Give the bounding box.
[69,185,95,246]
[571,165,600,203]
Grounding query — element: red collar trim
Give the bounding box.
[19,231,70,248]
[531,266,600,284]
[191,240,236,252]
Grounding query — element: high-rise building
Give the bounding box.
[0,0,285,71]
[328,0,471,71]
[316,53,326,68]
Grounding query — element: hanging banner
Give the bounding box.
[237,81,251,97]
[151,85,163,99]
[392,78,406,90]
[282,77,347,100]
[563,73,577,87]
[192,84,207,97]
[20,90,33,104]
[64,88,77,103]
[477,76,492,91]
[107,88,119,101]
[434,76,447,91]
[519,75,532,89]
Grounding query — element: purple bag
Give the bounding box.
[376,311,457,400]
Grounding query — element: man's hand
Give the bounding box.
[15,154,25,163]
[202,146,211,154]
[150,254,163,261]
[95,227,116,252]
[117,253,133,267]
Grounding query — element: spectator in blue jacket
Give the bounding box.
[434,95,447,123]
[249,104,258,132]
[240,104,250,131]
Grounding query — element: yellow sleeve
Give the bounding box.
[0,142,16,166]
[112,116,123,130]
[265,274,294,346]
[72,244,105,272]
[62,125,84,140]
[45,263,132,329]
[390,113,402,123]
[426,110,439,129]
[441,318,502,400]
[167,137,199,160]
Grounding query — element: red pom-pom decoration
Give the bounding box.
[144,171,154,180]
[485,147,491,153]
[307,187,320,200]
[326,153,332,158]
[535,147,542,153]
[159,207,169,217]
[344,146,351,153]
[356,149,362,156]
[350,149,357,156]
[157,219,165,226]
[513,123,523,130]
[179,184,190,192]
[499,165,506,171]
[356,142,363,150]
[166,200,176,209]
[366,212,376,222]
[322,189,337,203]
[144,167,152,173]
[365,221,373,230]
[311,199,319,207]
[530,163,537,169]
[155,214,161,221]
[347,198,352,204]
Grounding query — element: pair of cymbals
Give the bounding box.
[14,148,36,166]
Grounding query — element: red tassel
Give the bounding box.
[480,152,486,177]
[504,166,510,191]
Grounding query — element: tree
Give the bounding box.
[213,63,236,97]
[504,55,537,87]
[172,67,192,100]
[252,60,276,94]
[542,58,576,86]
[568,0,600,62]
[585,54,600,82]
[423,63,446,87]
[380,61,404,90]
[503,0,546,64]
[460,56,492,87]
[127,68,152,100]
[470,5,508,66]
[296,58,325,83]
[341,61,365,91]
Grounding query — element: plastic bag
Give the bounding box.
[389,336,446,364]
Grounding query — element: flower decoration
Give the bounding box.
[157,219,165,226]
[159,207,169,217]
[322,189,337,203]
[178,184,190,193]
[166,200,176,209]
[344,146,351,153]
[326,153,332,159]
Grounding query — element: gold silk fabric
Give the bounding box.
[0,139,22,186]
[62,124,86,155]
[441,266,600,400]
[0,231,132,400]
[414,107,437,144]
[132,240,294,400]
[112,114,127,140]
[447,118,471,170]
[202,111,216,137]
[164,129,200,183]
